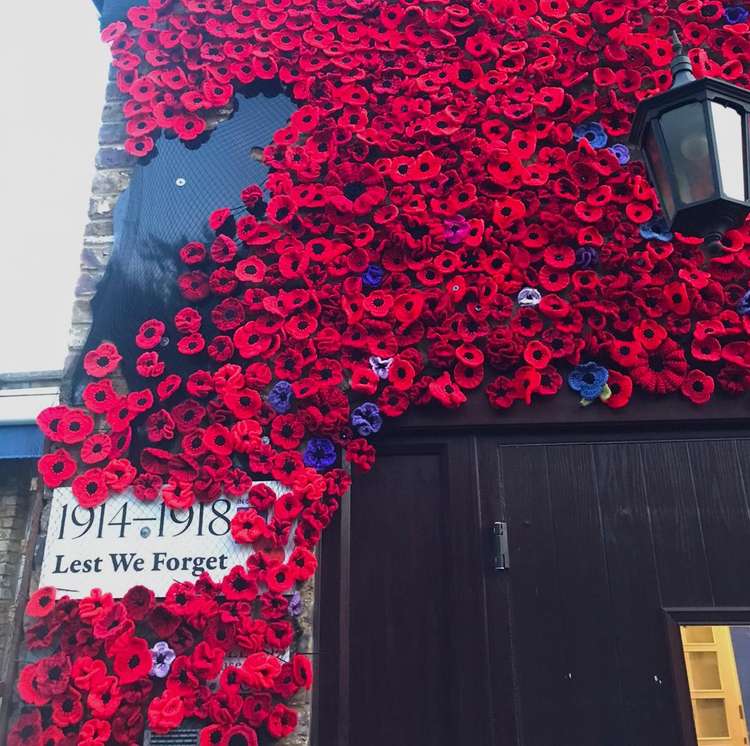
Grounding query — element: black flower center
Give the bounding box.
[343,182,366,200]
[233,576,249,591]
[651,355,665,372]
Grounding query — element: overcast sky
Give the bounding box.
[0,3,110,374]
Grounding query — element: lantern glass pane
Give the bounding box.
[710,101,746,201]
[645,124,676,219]
[660,102,716,206]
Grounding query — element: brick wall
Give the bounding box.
[0,375,59,736]
[0,464,33,664]
[65,69,134,391]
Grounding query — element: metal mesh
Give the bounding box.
[96,0,141,26]
[72,88,296,404]
[125,88,295,249]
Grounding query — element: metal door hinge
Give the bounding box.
[491,521,509,571]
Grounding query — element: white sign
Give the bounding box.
[40,484,284,598]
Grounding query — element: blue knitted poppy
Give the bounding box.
[568,362,609,400]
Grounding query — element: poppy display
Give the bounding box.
[23,0,750,741]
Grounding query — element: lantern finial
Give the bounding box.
[670,30,696,88]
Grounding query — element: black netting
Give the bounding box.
[72,85,296,406]
[117,84,293,247]
[95,0,140,27]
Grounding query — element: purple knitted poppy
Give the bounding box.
[575,246,599,269]
[369,356,393,380]
[351,402,382,437]
[267,380,293,413]
[303,437,337,470]
[443,216,470,245]
[288,591,303,617]
[150,641,176,678]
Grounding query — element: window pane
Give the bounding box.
[694,698,730,738]
[711,101,746,201]
[684,626,715,644]
[680,625,750,744]
[645,124,676,220]
[689,651,722,690]
[660,102,716,205]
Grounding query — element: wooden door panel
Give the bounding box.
[695,440,750,606]
[349,449,452,746]
[320,430,750,746]
[544,444,623,746]
[591,443,681,744]
[496,444,567,746]
[640,441,714,608]
[490,443,622,746]
[481,436,750,746]
[476,440,518,746]
[319,436,493,746]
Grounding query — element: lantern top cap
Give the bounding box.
[670,30,696,87]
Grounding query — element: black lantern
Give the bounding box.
[629,32,750,252]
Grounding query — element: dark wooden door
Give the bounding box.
[317,430,750,746]
[316,435,498,746]
[480,434,750,746]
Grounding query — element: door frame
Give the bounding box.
[665,607,750,746]
[313,408,750,746]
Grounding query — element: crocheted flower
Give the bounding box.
[303,437,337,471]
[267,381,293,413]
[362,264,385,288]
[443,216,470,245]
[369,356,393,380]
[639,218,673,242]
[26,587,56,618]
[288,591,303,617]
[573,122,607,149]
[517,287,542,307]
[150,641,176,678]
[575,247,599,269]
[737,290,750,316]
[725,6,749,24]
[609,144,631,165]
[568,362,609,401]
[351,403,383,437]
